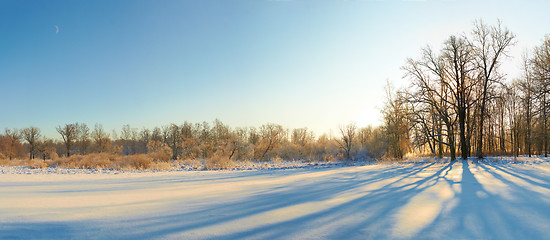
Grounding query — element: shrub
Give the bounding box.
[81,153,112,169]
[147,140,173,161]
[48,147,59,161]
[205,154,235,170]
[124,154,152,170]
[148,151,170,162]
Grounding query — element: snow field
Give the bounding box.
[1,157,550,239]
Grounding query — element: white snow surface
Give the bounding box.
[2,157,550,239]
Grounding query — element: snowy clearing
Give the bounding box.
[2,157,550,239]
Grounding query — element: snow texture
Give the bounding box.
[2,157,550,239]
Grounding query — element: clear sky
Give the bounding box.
[1,0,549,139]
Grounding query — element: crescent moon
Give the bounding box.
[55,25,59,34]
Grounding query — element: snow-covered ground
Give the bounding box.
[2,157,550,239]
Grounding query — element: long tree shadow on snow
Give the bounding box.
[129,162,452,239]
[112,162,443,239]
[138,160,550,240]
[7,160,549,239]
[0,163,428,239]
[419,160,550,239]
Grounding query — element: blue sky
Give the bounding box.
[1,0,549,138]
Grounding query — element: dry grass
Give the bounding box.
[27,159,49,169]
[0,158,51,169]
[47,153,155,170]
[149,161,174,171]
[0,154,177,171]
[110,154,152,170]
[0,158,31,167]
[0,152,347,171]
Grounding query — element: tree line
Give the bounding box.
[384,20,549,160]
[0,120,394,163]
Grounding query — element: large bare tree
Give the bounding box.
[471,19,515,158]
[531,36,550,156]
[336,123,357,160]
[256,123,284,161]
[4,128,21,160]
[92,123,110,153]
[403,47,457,160]
[442,35,477,160]
[57,123,78,157]
[77,123,90,155]
[22,126,41,159]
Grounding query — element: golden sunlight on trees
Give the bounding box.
[382,84,410,160]
[398,20,549,159]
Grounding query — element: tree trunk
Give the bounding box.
[449,132,456,161]
[477,98,486,159]
[544,93,548,157]
[459,106,468,160]
[66,143,71,157]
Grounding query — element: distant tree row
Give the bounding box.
[0,120,394,163]
[384,20,549,160]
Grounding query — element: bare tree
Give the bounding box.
[531,36,550,156]
[57,123,78,157]
[256,123,284,161]
[36,137,57,161]
[336,123,357,160]
[119,124,138,155]
[442,35,477,160]
[4,128,21,160]
[291,128,314,147]
[403,47,457,160]
[505,81,522,157]
[166,124,182,159]
[76,123,90,155]
[22,126,41,159]
[92,123,110,153]
[471,19,515,158]
[382,83,410,159]
[520,54,536,157]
